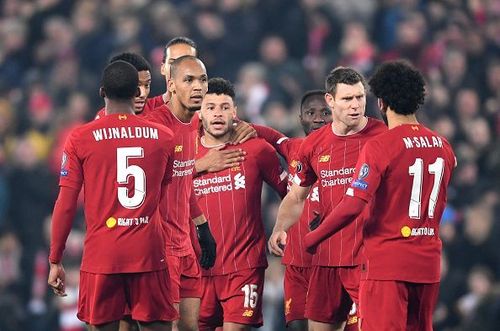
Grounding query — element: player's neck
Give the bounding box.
[170,97,195,123]
[201,131,231,147]
[387,110,419,129]
[104,100,135,115]
[331,116,368,136]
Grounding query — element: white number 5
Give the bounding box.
[117,147,146,209]
[408,157,444,219]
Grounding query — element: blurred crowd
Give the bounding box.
[0,0,498,330]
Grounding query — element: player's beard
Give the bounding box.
[188,105,201,112]
[202,117,232,140]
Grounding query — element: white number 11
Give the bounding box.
[408,157,444,219]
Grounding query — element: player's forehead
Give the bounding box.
[166,44,196,63]
[302,95,328,111]
[138,70,151,81]
[334,82,365,98]
[202,93,234,106]
[175,59,207,77]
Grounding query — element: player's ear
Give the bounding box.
[160,62,167,76]
[99,87,106,98]
[377,98,387,111]
[324,93,334,107]
[168,79,175,94]
[232,106,237,119]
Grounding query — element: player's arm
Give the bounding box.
[228,119,257,144]
[194,145,247,175]
[189,186,216,269]
[268,183,311,256]
[258,142,288,198]
[304,195,367,253]
[48,186,80,297]
[252,124,291,158]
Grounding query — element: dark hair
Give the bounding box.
[109,52,151,72]
[325,67,365,96]
[162,36,197,63]
[300,89,326,111]
[170,55,201,78]
[368,60,425,115]
[102,61,138,100]
[207,77,235,99]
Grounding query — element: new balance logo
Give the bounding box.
[242,310,254,317]
[319,155,330,162]
[234,173,246,190]
[175,145,183,152]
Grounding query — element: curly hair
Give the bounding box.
[109,52,151,72]
[368,60,426,115]
[208,77,235,99]
[102,61,138,100]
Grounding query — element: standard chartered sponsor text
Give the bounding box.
[320,167,355,187]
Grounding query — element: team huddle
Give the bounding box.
[47,37,456,331]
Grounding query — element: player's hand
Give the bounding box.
[196,222,216,269]
[195,146,246,173]
[268,230,287,256]
[308,211,321,231]
[229,121,257,145]
[48,262,67,297]
[304,233,318,255]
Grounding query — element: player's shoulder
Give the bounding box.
[365,117,388,135]
[240,137,275,154]
[302,124,328,147]
[134,115,174,138]
[145,103,173,123]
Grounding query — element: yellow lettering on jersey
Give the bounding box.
[118,115,127,120]
[231,166,241,171]
[319,155,331,162]
[290,160,298,168]
[175,145,183,152]
[285,298,292,315]
[242,310,254,317]
[411,125,419,131]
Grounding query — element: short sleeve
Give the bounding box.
[346,139,385,202]
[59,131,83,190]
[293,140,317,187]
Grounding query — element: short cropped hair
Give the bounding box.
[170,55,201,78]
[368,60,425,115]
[109,52,151,72]
[300,89,326,111]
[325,67,365,97]
[162,36,197,63]
[102,61,138,100]
[207,77,235,100]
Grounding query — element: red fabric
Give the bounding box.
[165,254,202,303]
[348,124,455,283]
[49,186,79,263]
[304,266,360,324]
[359,280,439,331]
[199,268,265,329]
[304,196,367,253]
[57,114,175,273]
[295,118,387,267]
[252,124,286,151]
[146,105,200,257]
[78,270,178,325]
[194,139,287,276]
[283,265,312,323]
[94,94,165,119]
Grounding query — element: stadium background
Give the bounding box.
[0,0,499,330]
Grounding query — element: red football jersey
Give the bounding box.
[58,113,175,273]
[294,118,387,267]
[194,138,287,276]
[346,124,455,283]
[146,104,200,256]
[273,137,319,267]
[94,94,165,119]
